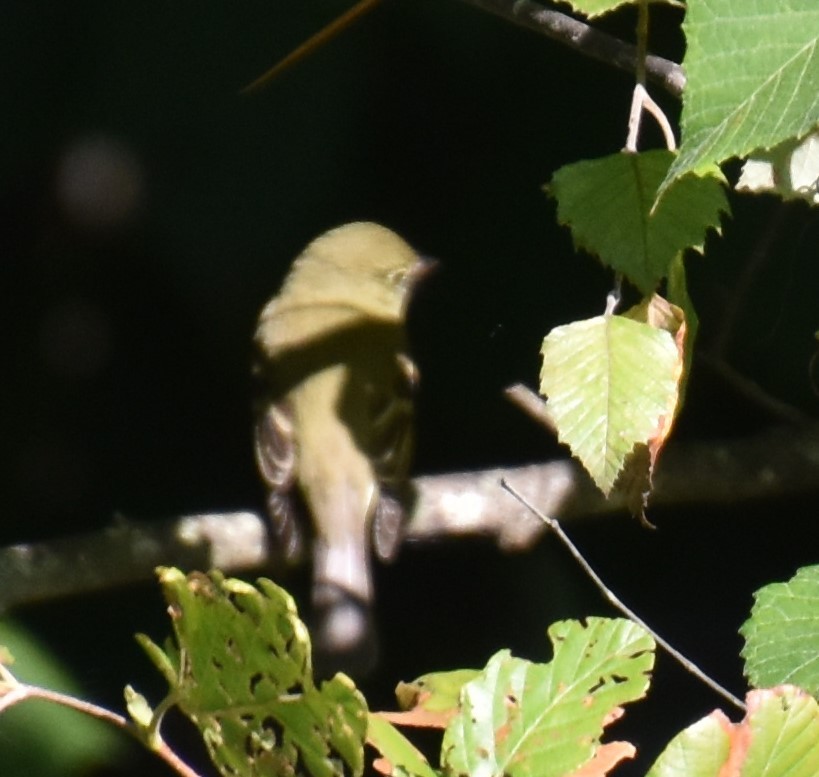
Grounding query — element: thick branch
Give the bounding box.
[2,424,819,612]
[456,0,685,98]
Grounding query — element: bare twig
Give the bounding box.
[241,0,384,94]
[503,383,555,433]
[500,480,747,712]
[455,0,686,98]
[698,352,814,427]
[0,665,203,777]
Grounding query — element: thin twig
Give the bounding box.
[456,0,685,98]
[241,0,384,94]
[0,668,203,777]
[500,479,747,713]
[503,383,555,433]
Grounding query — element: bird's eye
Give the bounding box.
[386,268,408,287]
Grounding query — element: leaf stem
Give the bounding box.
[624,1,676,152]
[499,479,748,713]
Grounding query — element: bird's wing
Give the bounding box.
[364,351,418,562]
[254,401,305,563]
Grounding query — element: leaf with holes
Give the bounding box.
[662,0,819,196]
[441,617,654,777]
[741,564,819,696]
[646,686,819,777]
[132,568,368,777]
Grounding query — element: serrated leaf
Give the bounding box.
[737,131,819,205]
[554,0,683,19]
[540,308,682,496]
[138,567,368,777]
[441,617,654,777]
[367,714,439,777]
[646,686,819,777]
[663,0,819,193]
[548,150,728,294]
[740,564,819,695]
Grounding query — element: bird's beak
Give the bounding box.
[410,255,440,289]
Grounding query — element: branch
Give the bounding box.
[0,664,203,777]
[501,480,747,712]
[2,423,819,612]
[456,0,686,99]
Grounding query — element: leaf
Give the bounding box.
[539,302,683,498]
[548,150,728,294]
[367,714,439,777]
[663,0,819,194]
[737,131,819,206]
[646,686,819,776]
[134,568,368,777]
[666,253,697,390]
[441,617,654,777]
[553,0,683,19]
[396,669,481,714]
[740,564,819,696]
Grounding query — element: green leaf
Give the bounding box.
[135,568,368,777]
[553,0,683,19]
[737,131,819,206]
[441,617,654,777]
[367,714,439,777]
[647,687,819,776]
[540,309,682,495]
[645,712,731,777]
[548,150,728,294]
[741,564,819,695]
[664,0,819,193]
[395,669,480,713]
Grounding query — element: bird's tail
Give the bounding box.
[310,534,378,677]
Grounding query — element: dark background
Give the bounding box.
[3,1,819,774]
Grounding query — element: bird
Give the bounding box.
[253,222,427,674]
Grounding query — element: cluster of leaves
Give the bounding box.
[2,1,819,775]
[3,566,814,777]
[538,0,819,517]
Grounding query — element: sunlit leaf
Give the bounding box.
[540,302,683,499]
[663,0,819,193]
[647,686,819,777]
[737,131,819,206]
[367,714,439,777]
[741,564,819,696]
[441,617,654,777]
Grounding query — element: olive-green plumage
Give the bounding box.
[253,222,424,669]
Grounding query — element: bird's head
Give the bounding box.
[278,222,429,322]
